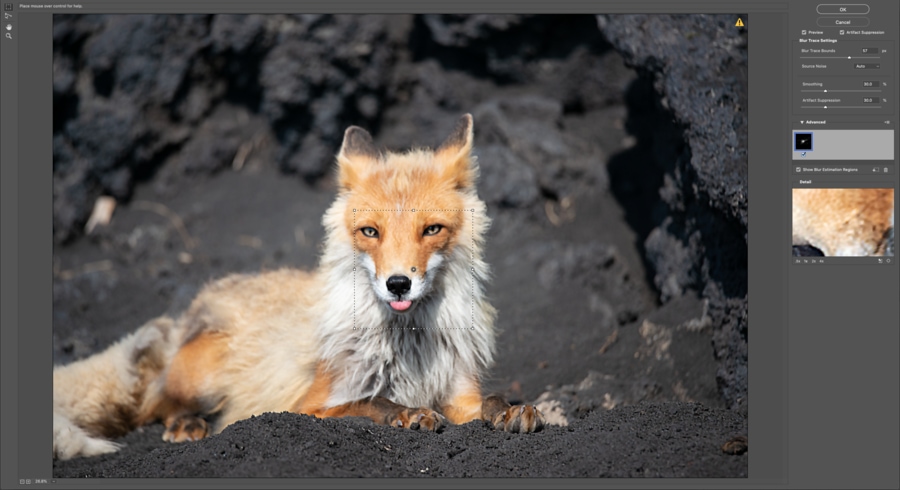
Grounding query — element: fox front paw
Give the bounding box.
[162,414,209,443]
[391,407,446,432]
[490,404,544,433]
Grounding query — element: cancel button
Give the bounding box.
[816,17,870,27]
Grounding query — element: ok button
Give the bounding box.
[816,4,870,14]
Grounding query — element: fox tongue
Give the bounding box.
[390,300,412,311]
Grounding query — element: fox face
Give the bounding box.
[353,207,462,312]
[335,115,478,313]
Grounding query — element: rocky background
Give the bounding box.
[52,14,749,477]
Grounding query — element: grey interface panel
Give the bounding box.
[790,2,898,265]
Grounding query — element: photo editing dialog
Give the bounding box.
[0,1,897,489]
[791,2,896,264]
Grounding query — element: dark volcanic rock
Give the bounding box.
[260,15,397,181]
[473,95,608,200]
[420,14,523,48]
[52,402,748,478]
[597,14,749,411]
[476,144,540,208]
[527,241,645,324]
[52,14,399,243]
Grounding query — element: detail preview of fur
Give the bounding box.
[792,188,894,256]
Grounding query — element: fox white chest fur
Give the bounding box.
[315,195,497,410]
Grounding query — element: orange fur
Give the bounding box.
[442,386,485,425]
[352,207,463,276]
[162,331,230,410]
[292,362,334,417]
[294,363,445,430]
[792,188,894,256]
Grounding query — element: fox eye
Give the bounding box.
[360,227,379,238]
[423,224,443,236]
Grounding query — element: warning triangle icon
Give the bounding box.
[735,18,744,27]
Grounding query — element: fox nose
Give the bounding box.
[386,275,411,296]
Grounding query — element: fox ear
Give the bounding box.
[436,114,475,189]
[337,126,379,190]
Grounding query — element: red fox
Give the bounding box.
[52,114,545,460]
[792,188,894,256]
